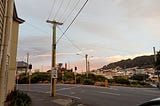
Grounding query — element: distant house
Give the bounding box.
[17,61,28,74]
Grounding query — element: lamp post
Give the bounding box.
[76,54,93,78]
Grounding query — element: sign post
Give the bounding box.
[28,64,32,93]
[51,68,57,96]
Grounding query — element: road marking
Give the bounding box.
[98,92,120,96]
[107,87,118,90]
[56,86,80,91]
[76,84,118,90]
[57,93,81,100]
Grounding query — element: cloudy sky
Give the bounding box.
[15,0,160,72]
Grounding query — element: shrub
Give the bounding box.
[5,90,31,106]
[76,76,82,84]
[83,79,95,85]
[108,79,115,84]
[95,75,106,82]
[15,92,31,106]
[18,76,28,84]
[114,77,130,85]
[137,81,150,86]
[5,90,18,106]
[130,74,149,81]
[31,72,50,83]
[94,82,105,86]
[64,72,74,81]
[130,81,138,85]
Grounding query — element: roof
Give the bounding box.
[17,61,28,68]
[13,3,25,24]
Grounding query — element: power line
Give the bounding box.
[62,0,81,23]
[57,26,82,52]
[47,0,56,20]
[53,0,64,20]
[56,0,88,44]
[59,0,72,22]
[25,21,50,34]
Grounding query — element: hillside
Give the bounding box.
[102,55,155,69]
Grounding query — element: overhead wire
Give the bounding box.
[47,0,56,20]
[56,0,88,44]
[53,0,64,20]
[23,23,136,55]
[62,0,81,23]
[58,0,72,22]
[25,21,50,34]
[57,26,82,52]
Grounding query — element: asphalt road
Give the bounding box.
[18,84,160,106]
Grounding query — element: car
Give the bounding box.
[139,98,160,106]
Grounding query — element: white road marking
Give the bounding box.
[56,86,80,91]
[98,92,121,96]
[76,84,118,90]
[107,87,118,90]
[57,93,81,100]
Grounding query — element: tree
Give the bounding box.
[130,74,149,81]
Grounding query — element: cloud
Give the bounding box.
[16,0,159,71]
[71,52,153,72]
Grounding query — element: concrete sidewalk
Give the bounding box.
[26,91,85,106]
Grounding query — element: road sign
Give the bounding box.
[52,68,57,78]
[29,70,32,75]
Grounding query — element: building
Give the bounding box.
[0,0,24,105]
[17,61,28,74]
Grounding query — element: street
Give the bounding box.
[19,84,160,106]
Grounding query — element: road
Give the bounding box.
[18,84,160,106]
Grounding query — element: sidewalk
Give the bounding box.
[26,91,84,106]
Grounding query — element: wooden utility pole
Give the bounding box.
[26,53,29,75]
[46,20,63,97]
[85,54,88,78]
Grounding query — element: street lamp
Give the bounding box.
[76,54,93,78]
[87,56,93,74]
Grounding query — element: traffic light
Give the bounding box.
[29,64,32,69]
[75,67,77,70]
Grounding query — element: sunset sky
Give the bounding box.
[15,0,160,72]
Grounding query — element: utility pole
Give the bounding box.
[153,47,159,82]
[153,47,157,62]
[88,61,90,74]
[28,64,32,93]
[85,54,88,78]
[46,20,63,97]
[26,53,29,75]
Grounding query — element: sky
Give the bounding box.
[15,0,160,72]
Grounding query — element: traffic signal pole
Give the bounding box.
[47,20,63,97]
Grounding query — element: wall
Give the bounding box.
[7,20,19,93]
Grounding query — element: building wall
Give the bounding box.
[7,20,19,93]
[0,0,20,105]
[0,0,11,105]
[0,0,6,69]
[0,0,24,105]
